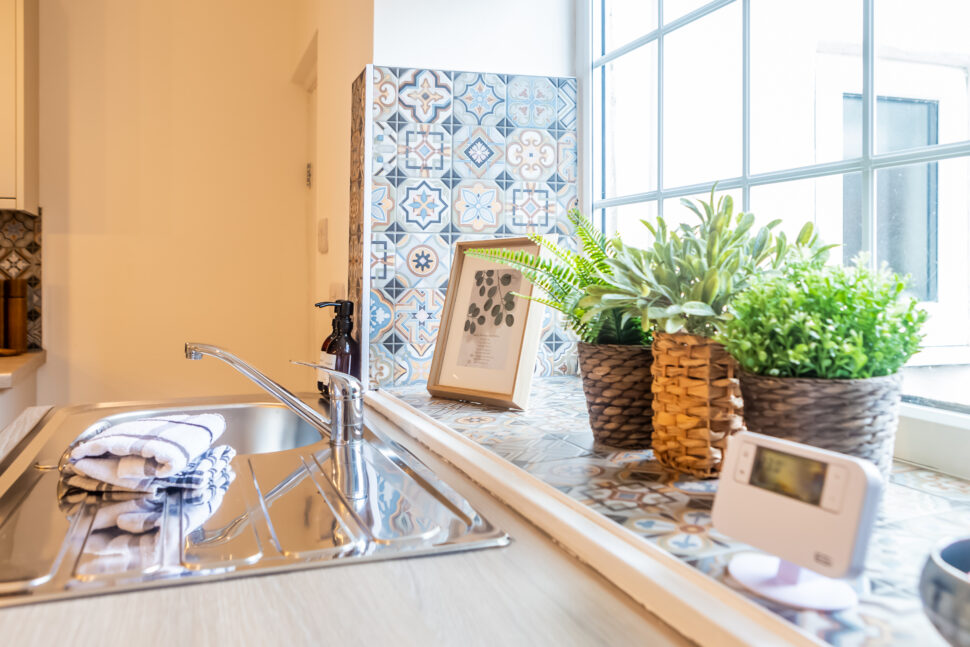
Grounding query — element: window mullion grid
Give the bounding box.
[741,0,751,212]
[861,0,876,267]
[657,0,665,217]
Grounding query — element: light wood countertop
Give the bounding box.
[0,405,690,646]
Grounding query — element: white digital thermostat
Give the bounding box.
[712,431,883,610]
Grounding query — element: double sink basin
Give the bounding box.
[0,395,508,607]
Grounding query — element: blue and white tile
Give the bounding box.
[368,340,407,388]
[369,233,396,288]
[556,77,578,132]
[369,287,395,340]
[507,75,557,128]
[372,122,398,178]
[506,181,557,234]
[555,184,579,235]
[506,128,557,182]
[397,344,437,386]
[453,180,503,234]
[394,287,446,357]
[372,66,398,122]
[398,68,452,124]
[395,233,451,287]
[453,125,505,180]
[556,130,578,184]
[397,178,451,232]
[453,72,506,126]
[398,123,451,179]
[370,176,395,231]
[376,274,412,305]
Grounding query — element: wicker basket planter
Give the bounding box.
[739,370,902,479]
[577,341,654,448]
[651,332,744,478]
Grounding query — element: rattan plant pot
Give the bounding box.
[651,332,744,478]
[739,370,902,479]
[577,341,654,448]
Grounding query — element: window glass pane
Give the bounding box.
[875,0,970,153]
[602,44,658,198]
[603,0,657,53]
[750,0,861,173]
[748,174,859,263]
[662,3,741,188]
[872,158,968,346]
[664,0,715,25]
[606,201,658,247]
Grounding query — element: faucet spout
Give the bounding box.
[184,342,334,441]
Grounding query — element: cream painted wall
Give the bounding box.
[36,0,572,405]
[293,0,374,358]
[38,0,313,404]
[372,0,576,77]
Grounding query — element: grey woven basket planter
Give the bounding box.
[577,341,654,449]
[739,370,902,479]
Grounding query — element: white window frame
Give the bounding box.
[575,0,970,475]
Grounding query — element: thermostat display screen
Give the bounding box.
[749,446,828,505]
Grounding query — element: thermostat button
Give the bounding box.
[821,465,847,512]
[734,442,756,483]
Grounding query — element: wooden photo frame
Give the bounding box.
[428,237,543,410]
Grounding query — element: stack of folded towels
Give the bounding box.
[58,413,236,572]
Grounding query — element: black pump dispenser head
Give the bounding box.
[315,300,354,318]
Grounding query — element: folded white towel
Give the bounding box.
[67,413,226,489]
[63,445,236,499]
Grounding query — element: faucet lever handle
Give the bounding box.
[290,361,364,399]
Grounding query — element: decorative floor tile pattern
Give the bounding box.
[388,376,952,646]
[355,65,578,387]
[0,210,42,349]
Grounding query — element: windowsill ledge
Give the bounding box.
[0,350,46,390]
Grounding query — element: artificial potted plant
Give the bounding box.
[466,209,654,448]
[720,258,926,478]
[581,188,827,477]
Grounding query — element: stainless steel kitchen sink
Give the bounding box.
[0,395,509,607]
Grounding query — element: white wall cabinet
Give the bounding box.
[0,0,37,214]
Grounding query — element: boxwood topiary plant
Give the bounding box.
[720,258,927,379]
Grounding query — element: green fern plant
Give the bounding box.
[464,209,648,345]
[579,187,834,338]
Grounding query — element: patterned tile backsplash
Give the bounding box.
[348,65,579,388]
[0,210,41,349]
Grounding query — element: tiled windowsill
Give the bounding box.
[388,376,953,647]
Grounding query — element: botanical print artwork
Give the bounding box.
[458,269,522,370]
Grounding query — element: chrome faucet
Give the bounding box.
[184,343,364,445]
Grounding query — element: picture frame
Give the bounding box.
[428,237,543,410]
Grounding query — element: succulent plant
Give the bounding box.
[464,208,649,345]
[580,187,833,338]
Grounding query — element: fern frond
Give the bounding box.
[568,209,613,274]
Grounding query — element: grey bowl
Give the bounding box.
[920,537,970,646]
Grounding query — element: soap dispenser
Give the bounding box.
[314,300,360,395]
